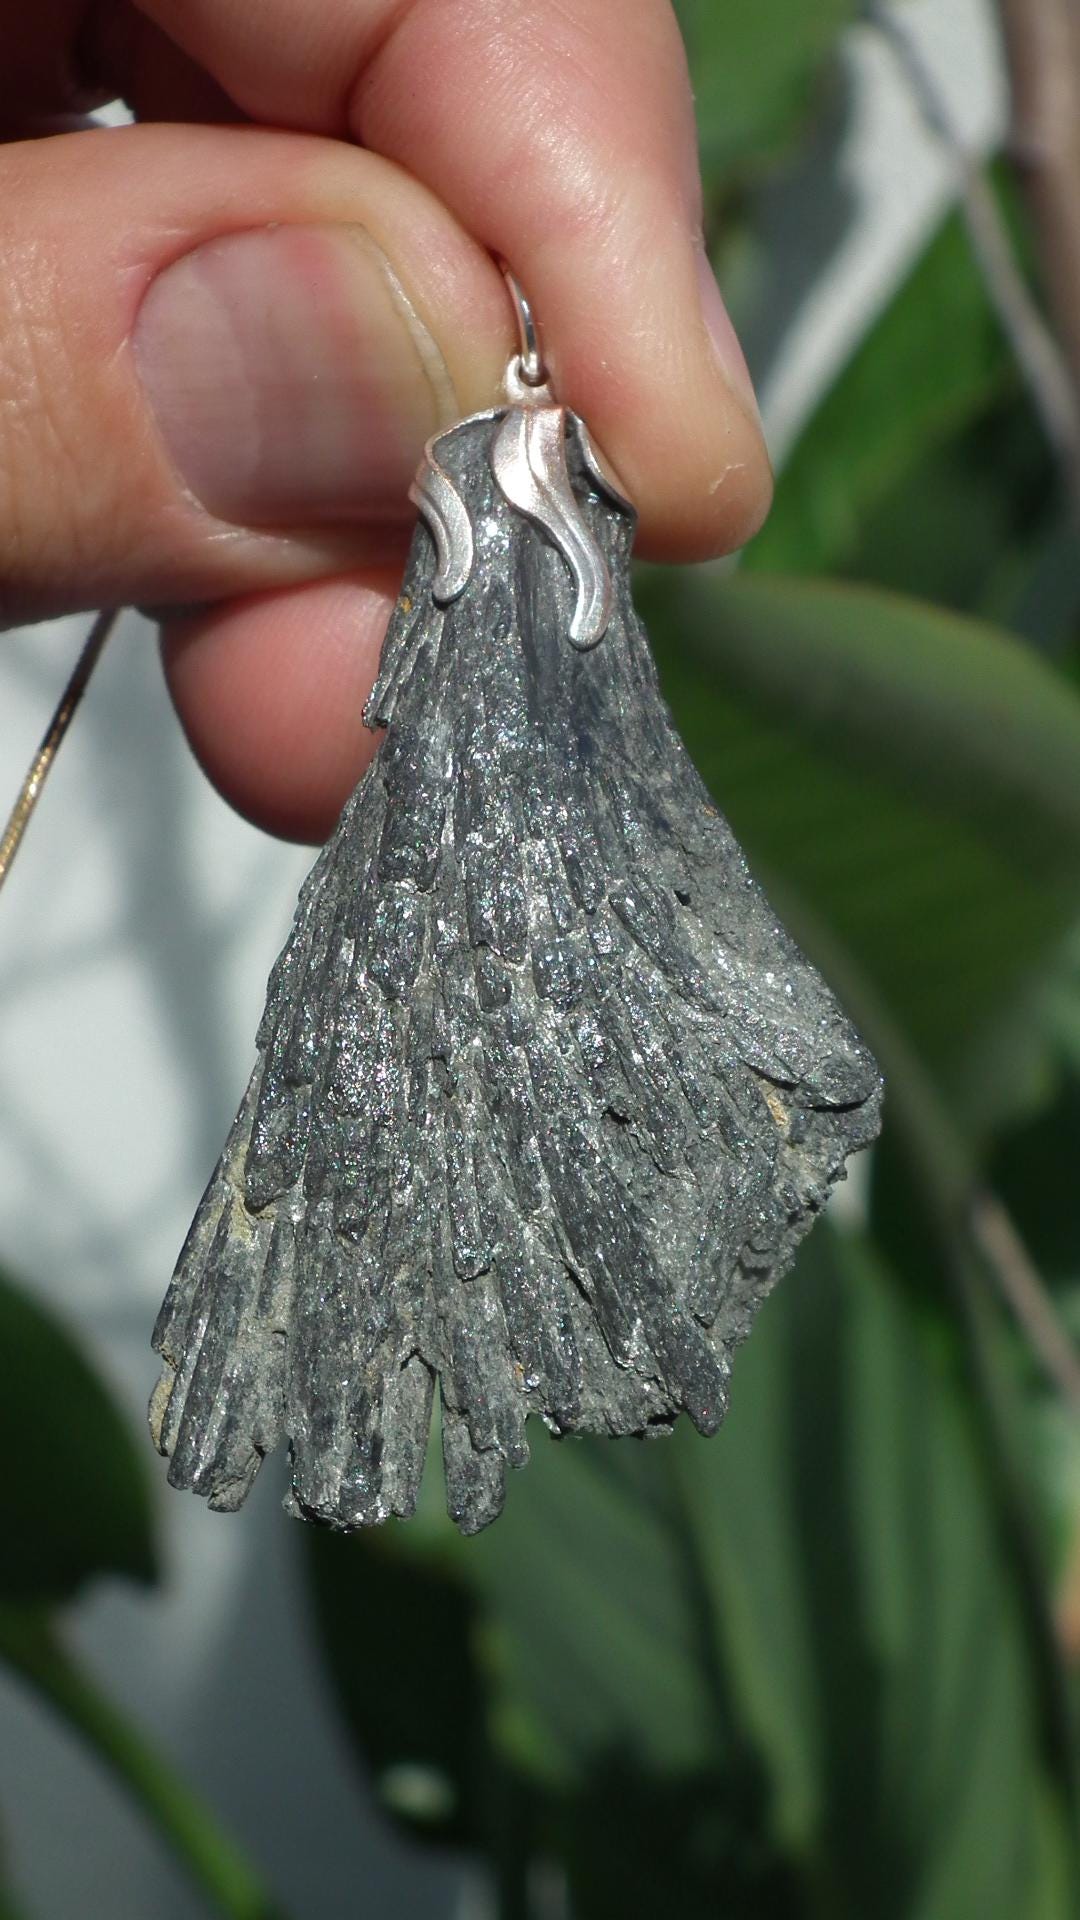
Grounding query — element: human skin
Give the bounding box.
[0,1,771,842]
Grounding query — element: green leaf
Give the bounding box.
[306,1529,491,1846]
[674,1226,1066,1918]
[0,1807,32,1920]
[744,210,1016,581]
[308,1431,793,1906]
[822,394,1057,623]
[674,0,855,183]
[308,569,1080,1910]
[0,1605,289,1920]
[993,1079,1080,1297]
[0,1269,156,1604]
[309,1229,1065,1916]
[639,570,1080,1107]
[1008,519,1080,658]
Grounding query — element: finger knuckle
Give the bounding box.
[0,230,96,608]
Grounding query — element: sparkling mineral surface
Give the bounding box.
[151,410,882,1534]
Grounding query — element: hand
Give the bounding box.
[1,1,771,840]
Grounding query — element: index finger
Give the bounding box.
[124,0,771,561]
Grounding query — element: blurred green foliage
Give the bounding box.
[4,6,1080,1918]
[311,1226,1070,1918]
[742,211,1013,582]
[0,1269,156,1606]
[674,0,856,181]
[643,572,1080,1102]
[304,8,1080,1914]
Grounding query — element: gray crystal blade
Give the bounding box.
[151,409,883,1535]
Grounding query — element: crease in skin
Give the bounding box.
[360,231,461,426]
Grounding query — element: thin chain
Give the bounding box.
[0,607,121,896]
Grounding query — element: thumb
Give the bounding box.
[0,122,511,627]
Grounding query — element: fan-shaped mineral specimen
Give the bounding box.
[150,393,882,1535]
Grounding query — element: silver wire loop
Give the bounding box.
[502,267,548,388]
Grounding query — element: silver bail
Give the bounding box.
[502,266,548,389]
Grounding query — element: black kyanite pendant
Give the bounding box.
[151,372,882,1535]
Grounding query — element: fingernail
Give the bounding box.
[694,246,762,427]
[134,226,449,527]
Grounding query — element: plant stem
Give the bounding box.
[970,1187,1080,1413]
[0,1607,290,1920]
[999,0,1080,472]
[870,1,1080,510]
